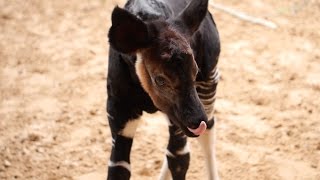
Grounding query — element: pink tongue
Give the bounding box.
[187,121,207,136]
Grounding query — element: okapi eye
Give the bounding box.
[154,76,166,86]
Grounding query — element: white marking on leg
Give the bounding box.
[112,138,115,147]
[196,67,219,179]
[204,105,214,115]
[199,95,216,104]
[197,128,219,180]
[176,142,190,156]
[108,160,131,172]
[107,112,114,120]
[158,157,171,180]
[206,108,215,123]
[207,67,220,82]
[197,89,217,97]
[196,82,214,89]
[119,118,141,138]
[166,149,175,158]
[174,129,183,136]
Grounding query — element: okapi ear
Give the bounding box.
[175,0,208,34]
[108,7,154,53]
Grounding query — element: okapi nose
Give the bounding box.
[187,114,207,129]
[187,121,207,136]
[188,120,204,129]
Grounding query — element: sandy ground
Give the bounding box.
[1,0,319,179]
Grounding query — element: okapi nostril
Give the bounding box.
[189,122,202,129]
[188,123,199,129]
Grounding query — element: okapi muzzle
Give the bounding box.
[173,87,208,137]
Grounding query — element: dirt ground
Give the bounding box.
[0,0,319,179]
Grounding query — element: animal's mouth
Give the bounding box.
[178,121,207,137]
[187,121,207,135]
[167,108,208,137]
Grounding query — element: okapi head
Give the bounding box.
[108,0,209,137]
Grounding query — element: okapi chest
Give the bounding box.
[106,0,220,179]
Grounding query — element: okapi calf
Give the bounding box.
[107,0,220,179]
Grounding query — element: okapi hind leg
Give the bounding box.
[197,117,219,180]
[196,67,220,180]
[159,156,171,180]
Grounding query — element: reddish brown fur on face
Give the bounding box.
[135,51,173,111]
[159,26,193,56]
[135,23,198,112]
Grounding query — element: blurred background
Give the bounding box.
[0,0,319,179]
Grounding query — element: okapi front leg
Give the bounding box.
[108,134,133,180]
[165,124,190,180]
[107,98,142,180]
